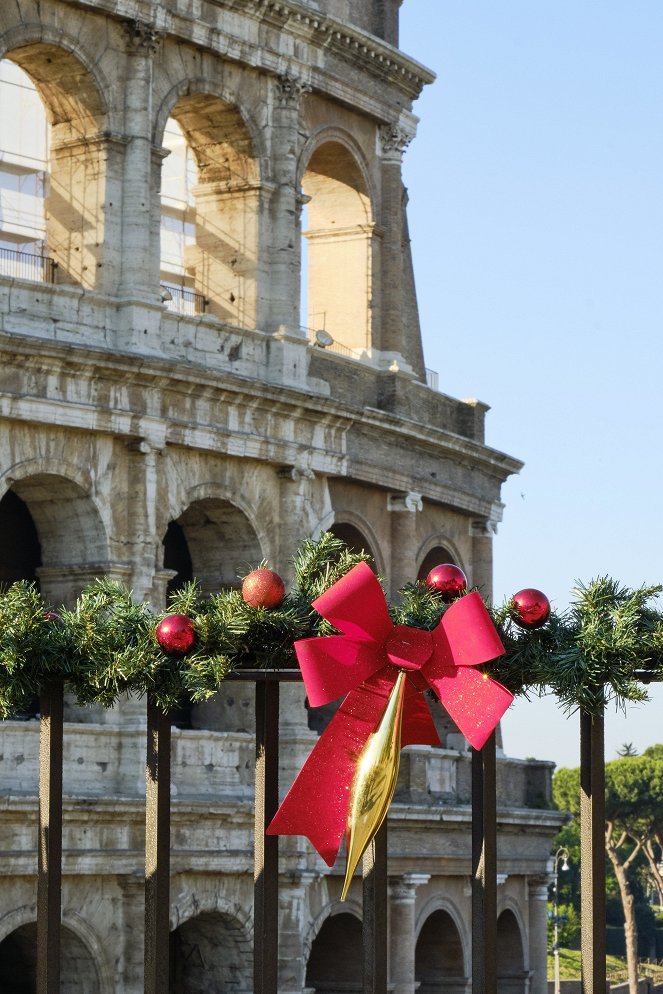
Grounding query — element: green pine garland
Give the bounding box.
[0,533,661,719]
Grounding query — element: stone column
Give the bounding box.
[388,491,422,597]
[268,72,310,339]
[470,502,503,601]
[278,871,321,994]
[389,872,430,994]
[117,874,145,992]
[528,876,550,994]
[378,118,421,375]
[120,19,162,299]
[124,436,165,603]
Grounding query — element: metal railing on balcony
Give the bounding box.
[0,246,56,283]
[160,282,206,316]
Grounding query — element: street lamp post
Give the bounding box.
[552,846,570,994]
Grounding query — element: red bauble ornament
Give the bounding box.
[425,563,468,602]
[242,568,286,609]
[512,588,550,629]
[156,614,196,655]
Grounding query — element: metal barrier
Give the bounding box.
[0,246,56,283]
[32,673,620,994]
[161,282,206,315]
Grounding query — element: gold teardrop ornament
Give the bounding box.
[340,670,406,901]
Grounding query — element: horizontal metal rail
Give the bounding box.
[160,281,206,315]
[0,246,56,283]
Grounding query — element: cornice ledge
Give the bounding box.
[215,0,436,97]
[360,405,524,477]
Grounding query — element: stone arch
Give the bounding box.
[153,77,268,176]
[170,884,254,940]
[298,128,374,216]
[416,536,467,583]
[162,491,264,597]
[302,898,363,966]
[415,906,469,994]
[0,33,110,288]
[0,27,110,127]
[305,908,363,993]
[496,906,528,994]
[0,911,106,994]
[327,515,382,573]
[1,470,109,606]
[154,79,264,327]
[415,895,470,975]
[299,129,375,354]
[169,906,253,993]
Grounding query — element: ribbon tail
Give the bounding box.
[266,673,395,865]
[401,682,440,747]
[427,667,513,751]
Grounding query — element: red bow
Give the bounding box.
[267,562,512,866]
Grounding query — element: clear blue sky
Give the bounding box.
[399,2,663,769]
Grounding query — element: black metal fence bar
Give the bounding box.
[160,282,206,315]
[37,681,64,994]
[580,710,606,994]
[0,246,56,283]
[362,823,388,993]
[144,695,171,994]
[471,733,497,994]
[254,675,282,994]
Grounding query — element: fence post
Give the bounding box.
[254,677,280,994]
[363,822,388,994]
[472,732,497,994]
[580,709,606,994]
[144,695,171,994]
[37,680,64,994]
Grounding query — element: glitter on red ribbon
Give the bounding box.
[267,562,512,866]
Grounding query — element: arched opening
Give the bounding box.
[0,60,51,282]
[164,498,262,597]
[417,545,458,582]
[160,117,203,315]
[169,911,252,993]
[301,141,374,354]
[163,497,263,731]
[497,909,528,994]
[415,909,468,994]
[163,93,260,327]
[328,522,376,564]
[0,489,43,718]
[0,489,42,589]
[162,519,194,600]
[0,921,101,993]
[306,912,363,994]
[6,474,107,607]
[1,44,106,288]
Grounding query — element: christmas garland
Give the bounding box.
[0,532,662,720]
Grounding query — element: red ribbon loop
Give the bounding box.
[267,562,512,866]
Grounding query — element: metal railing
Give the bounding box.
[30,668,630,994]
[0,246,56,283]
[160,282,206,316]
